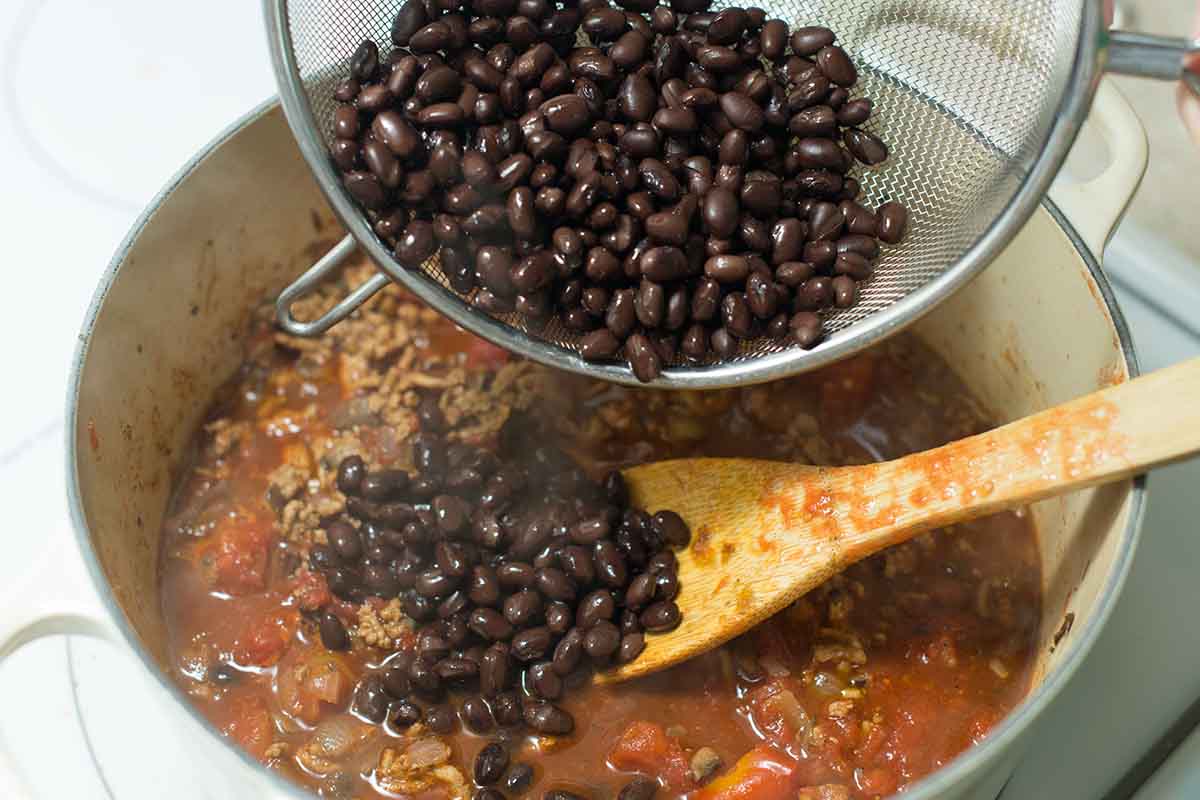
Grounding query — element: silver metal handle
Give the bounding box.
[1106,30,1200,94]
[275,234,390,336]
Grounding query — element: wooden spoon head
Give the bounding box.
[599,458,846,683]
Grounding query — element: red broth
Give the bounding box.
[160,260,1039,799]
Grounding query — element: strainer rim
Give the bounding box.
[264,0,1105,390]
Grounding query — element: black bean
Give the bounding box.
[526,661,564,699]
[325,519,362,563]
[350,40,379,81]
[476,789,505,800]
[719,92,764,132]
[558,545,596,585]
[504,590,545,627]
[790,26,835,56]
[383,661,412,698]
[462,695,496,733]
[834,252,872,280]
[468,565,502,607]
[545,601,573,635]
[391,0,428,46]
[641,601,682,632]
[816,44,858,86]
[318,611,351,651]
[605,289,637,339]
[877,200,908,243]
[492,690,525,727]
[436,657,479,683]
[803,241,837,272]
[506,763,536,795]
[618,777,659,800]
[336,455,367,496]
[789,311,823,348]
[844,128,888,165]
[475,742,511,786]
[583,620,621,659]
[404,591,438,622]
[618,74,658,122]
[511,626,554,661]
[625,333,663,382]
[624,573,656,610]
[655,568,680,602]
[415,569,459,598]
[392,700,423,729]
[353,675,391,723]
[576,589,617,629]
[551,627,585,676]
[616,632,646,664]
[426,703,458,734]
[470,607,516,641]
[479,642,512,696]
[587,541,623,589]
[568,517,608,545]
[497,561,536,589]
[580,329,621,361]
[524,702,575,735]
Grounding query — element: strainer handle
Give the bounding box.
[275,234,390,336]
[1106,30,1200,96]
[1049,79,1147,258]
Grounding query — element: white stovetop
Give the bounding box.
[3,1,1200,798]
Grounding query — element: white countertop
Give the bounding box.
[3,1,1200,798]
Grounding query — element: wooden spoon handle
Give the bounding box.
[838,356,1200,558]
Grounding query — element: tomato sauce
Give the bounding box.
[159,267,1039,799]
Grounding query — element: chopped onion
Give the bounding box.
[405,737,451,769]
[309,714,375,758]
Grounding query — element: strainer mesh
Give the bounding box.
[278,0,1084,366]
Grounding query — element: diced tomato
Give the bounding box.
[464,336,511,369]
[692,747,799,800]
[856,766,898,796]
[608,721,693,791]
[275,646,355,724]
[290,567,332,611]
[222,694,274,761]
[212,512,274,595]
[746,679,810,751]
[815,354,878,428]
[232,606,298,667]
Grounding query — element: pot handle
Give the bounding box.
[0,529,123,796]
[1048,78,1147,259]
[275,234,390,337]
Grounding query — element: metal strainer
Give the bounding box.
[264,0,1196,388]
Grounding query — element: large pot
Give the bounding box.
[0,80,1146,798]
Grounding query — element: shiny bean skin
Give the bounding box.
[326,1,897,382]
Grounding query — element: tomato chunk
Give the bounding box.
[464,336,512,369]
[232,606,298,667]
[212,512,274,595]
[222,694,274,761]
[692,747,799,800]
[608,721,693,791]
[290,567,332,612]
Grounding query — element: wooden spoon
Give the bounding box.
[603,356,1200,683]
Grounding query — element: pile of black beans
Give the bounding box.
[308,412,688,743]
[328,0,909,381]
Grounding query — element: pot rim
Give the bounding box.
[64,99,1146,799]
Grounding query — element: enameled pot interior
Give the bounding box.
[70,105,1139,796]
